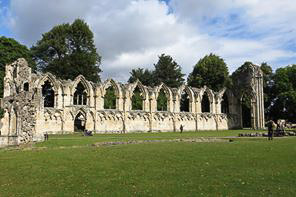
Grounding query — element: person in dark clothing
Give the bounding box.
[180,124,184,133]
[44,132,49,141]
[267,120,275,140]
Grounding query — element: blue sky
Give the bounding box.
[1,0,296,81]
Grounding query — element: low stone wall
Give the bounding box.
[0,136,19,148]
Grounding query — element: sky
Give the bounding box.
[1,0,296,82]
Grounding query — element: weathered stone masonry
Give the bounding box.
[0,58,265,147]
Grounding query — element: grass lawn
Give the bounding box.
[0,130,295,196]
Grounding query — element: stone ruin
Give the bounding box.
[0,58,265,147]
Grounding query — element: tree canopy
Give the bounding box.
[128,68,154,86]
[128,54,185,88]
[269,65,296,122]
[187,53,231,91]
[153,54,185,88]
[31,19,101,83]
[0,36,36,97]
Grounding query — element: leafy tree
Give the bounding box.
[270,65,296,122]
[31,19,101,82]
[128,54,185,88]
[157,89,167,111]
[104,86,116,109]
[187,53,231,91]
[0,36,36,97]
[128,68,154,86]
[131,86,143,110]
[153,54,185,88]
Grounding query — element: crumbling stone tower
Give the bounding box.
[232,63,265,130]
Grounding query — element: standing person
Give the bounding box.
[44,132,49,141]
[267,120,275,140]
[180,124,184,133]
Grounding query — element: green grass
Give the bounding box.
[1,130,295,196]
[35,130,265,148]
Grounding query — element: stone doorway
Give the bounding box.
[241,94,251,128]
[74,112,86,132]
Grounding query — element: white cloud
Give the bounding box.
[3,0,296,82]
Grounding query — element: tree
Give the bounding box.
[104,86,116,109]
[128,68,154,86]
[270,65,296,122]
[153,54,185,88]
[0,36,36,97]
[187,53,231,91]
[31,19,101,82]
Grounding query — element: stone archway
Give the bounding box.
[241,93,252,128]
[232,63,265,129]
[74,112,86,132]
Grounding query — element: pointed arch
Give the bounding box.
[155,83,172,112]
[178,85,194,112]
[71,75,94,106]
[131,86,144,110]
[71,75,92,96]
[203,87,214,104]
[221,93,229,114]
[42,80,55,107]
[201,93,210,113]
[102,79,122,109]
[37,73,59,91]
[129,80,148,111]
[102,79,122,98]
[37,73,64,108]
[155,83,172,101]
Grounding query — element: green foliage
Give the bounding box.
[128,54,185,88]
[0,36,36,97]
[104,86,116,109]
[188,54,231,91]
[270,65,296,122]
[31,19,101,83]
[157,90,167,111]
[131,86,143,110]
[154,54,185,88]
[128,68,154,86]
[1,133,296,196]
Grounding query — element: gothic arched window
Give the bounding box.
[131,86,143,110]
[201,93,210,113]
[104,86,116,109]
[74,82,87,105]
[157,88,168,111]
[180,90,189,112]
[42,80,55,107]
[221,93,229,114]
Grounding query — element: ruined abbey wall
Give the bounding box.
[0,58,264,147]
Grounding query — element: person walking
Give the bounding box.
[267,120,275,140]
